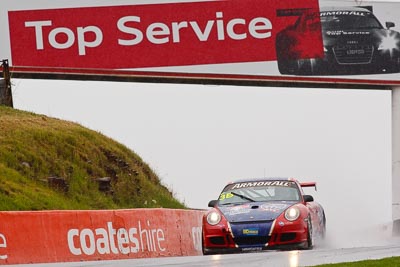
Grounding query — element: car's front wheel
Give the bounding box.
[277,58,296,75]
[277,58,315,75]
[305,216,313,249]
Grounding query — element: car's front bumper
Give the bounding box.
[306,47,400,75]
[202,218,309,254]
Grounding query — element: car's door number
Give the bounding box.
[219,192,234,200]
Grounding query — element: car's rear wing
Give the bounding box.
[359,6,373,12]
[300,182,317,191]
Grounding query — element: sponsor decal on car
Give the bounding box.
[320,11,367,16]
[231,181,292,189]
[225,204,252,216]
[260,203,289,213]
[326,31,370,36]
[243,228,259,235]
[242,247,263,252]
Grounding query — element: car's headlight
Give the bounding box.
[378,34,400,51]
[284,206,300,221]
[206,211,221,225]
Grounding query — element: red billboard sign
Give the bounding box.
[3,0,400,85]
[8,0,322,69]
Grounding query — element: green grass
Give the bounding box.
[312,257,400,266]
[0,106,185,210]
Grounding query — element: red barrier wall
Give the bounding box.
[0,209,204,265]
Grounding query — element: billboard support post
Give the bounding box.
[0,59,13,108]
[392,87,400,236]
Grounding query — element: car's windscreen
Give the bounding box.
[218,181,300,206]
[320,12,382,30]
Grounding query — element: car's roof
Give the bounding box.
[319,6,372,13]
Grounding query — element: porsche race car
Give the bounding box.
[276,6,400,75]
[202,178,326,254]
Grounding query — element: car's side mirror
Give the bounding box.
[208,200,218,207]
[386,21,395,29]
[303,195,314,202]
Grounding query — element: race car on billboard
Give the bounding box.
[275,6,400,75]
[202,178,326,254]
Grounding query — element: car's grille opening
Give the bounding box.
[333,45,374,64]
[234,236,270,246]
[230,220,273,225]
[209,236,226,245]
[280,233,297,242]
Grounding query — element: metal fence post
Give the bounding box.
[0,59,13,107]
[392,87,400,236]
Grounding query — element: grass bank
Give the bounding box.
[0,106,185,210]
[312,257,400,266]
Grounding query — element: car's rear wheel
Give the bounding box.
[321,212,326,240]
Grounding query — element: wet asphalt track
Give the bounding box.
[8,240,400,267]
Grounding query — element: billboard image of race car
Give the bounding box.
[202,178,326,254]
[276,6,400,75]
